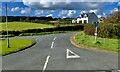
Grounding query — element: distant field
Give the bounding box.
[0,22,54,31]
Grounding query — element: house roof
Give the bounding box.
[87,12,97,17]
[76,12,98,20]
[80,12,97,18]
[80,13,88,17]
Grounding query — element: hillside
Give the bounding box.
[0,22,54,31]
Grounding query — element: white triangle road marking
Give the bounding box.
[66,49,80,59]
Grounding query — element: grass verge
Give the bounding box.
[70,31,118,53]
[0,37,36,56]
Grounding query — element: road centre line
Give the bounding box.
[53,37,56,41]
[50,37,56,49]
[42,37,56,71]
[51,42,54,49]
[42,55,50,72]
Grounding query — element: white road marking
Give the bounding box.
[118,70,120,72]
[36,38,39,41]
[53,37,56,41]
[51,42,54,49]
[66,49,80,59]
[42,56,50,72]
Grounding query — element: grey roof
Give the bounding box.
[80,12,97,18]
[88,12,97,17]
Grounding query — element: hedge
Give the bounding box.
[1,25,84,36]
[84,23,120,39]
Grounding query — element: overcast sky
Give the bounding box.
[1,0,119,18]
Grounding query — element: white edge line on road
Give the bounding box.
[42,55,50,72]
[53,37,56,41]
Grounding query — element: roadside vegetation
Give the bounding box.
[0,38,36,56]
[74,31,118,52]
[1,23,83,36]
[72,12,119,52]
[84,23,119,39]
[19,31,75,36]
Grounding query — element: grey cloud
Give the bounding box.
[22,0,113,10]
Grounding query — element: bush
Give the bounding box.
[84,24,95,35]
[1,30,22,36]
[1,25,84,36]
[84,23,120,39]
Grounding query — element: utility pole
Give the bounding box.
[94,27,98,43]
[5,3,10,48]
[94,22,99,43]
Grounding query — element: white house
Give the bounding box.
[72,12,98,24]
[72,19,77,23]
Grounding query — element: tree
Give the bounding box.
[105,12,120,24]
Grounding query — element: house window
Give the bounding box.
[84,20,87,23]
[79,21,82,23]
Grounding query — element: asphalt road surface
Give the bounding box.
[2,32,118,71]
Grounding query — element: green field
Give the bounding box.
[0,38,36,55]
[0,22,54,31]
[74,31,118,52]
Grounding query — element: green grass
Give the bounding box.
[75,31,118,52]
[0,22,54,31]
[0,37,36,55]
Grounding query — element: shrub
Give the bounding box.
[84,23,120,39]
[1,25,84,36]
[84,24,95,35]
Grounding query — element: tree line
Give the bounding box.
[0,16,54,22]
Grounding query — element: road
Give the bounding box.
[2,32,118,71]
